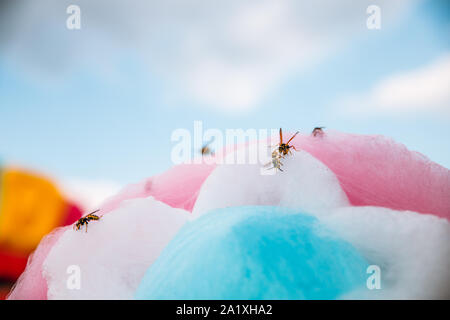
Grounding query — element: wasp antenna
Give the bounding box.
[286,131,299,144]
[84,209,99,217]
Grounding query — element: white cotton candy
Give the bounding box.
[192,143,349,218]
[43,197,189,299]
[321,206,450,299]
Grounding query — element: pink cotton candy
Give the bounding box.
[100,163,216,214]
[7,228,65,300]
[149,163,216,211]
[289,130,450,219]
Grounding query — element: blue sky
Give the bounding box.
[0,0,449,188]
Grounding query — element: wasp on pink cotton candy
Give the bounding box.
[277,128,299,157]
[312,127,325,137]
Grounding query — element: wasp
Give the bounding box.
[73,210,101,232]
[312,127,325,137]
[277,128,299,156]
[265,128,299,172]
[201,138,215,156]
[264,150,284,172]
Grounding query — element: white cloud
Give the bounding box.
[2,0,414,112]
[336,53,450,116]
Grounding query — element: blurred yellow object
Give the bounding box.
[0,169,66,253]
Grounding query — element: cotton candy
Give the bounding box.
[43,197,189,299]
[100,163,215,214]
[136,206,369,300]
[193,146,349,217]
[290,130,450,219]
[7,228,65,300]
[8,130,449,300]
[321,206,450,299]
[7,163,214,300]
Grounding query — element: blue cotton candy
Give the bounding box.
[135,206,369,299]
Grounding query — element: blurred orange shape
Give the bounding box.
[0,169,66,254]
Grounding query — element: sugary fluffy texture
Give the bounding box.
[7,163,214,300]
[321,206,450,299]
[42,197,189,299]
[291,130,450,219]
[193,147,349,217]
[7,228,65,300]
[7,130,449,300]
[136,206,369,300]
[100,163,215,213]
[66,130,450,220]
